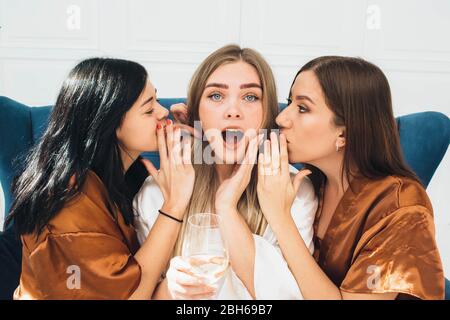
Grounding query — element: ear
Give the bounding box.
[116,126,123,140]
[337,128,346,148]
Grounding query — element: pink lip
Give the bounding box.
[221,125,245,132]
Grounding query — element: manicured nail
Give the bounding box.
[167,119,172,126]
[157,123,161,130]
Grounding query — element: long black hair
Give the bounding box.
[6,58,149,235]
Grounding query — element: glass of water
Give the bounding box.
[181,213,229,298]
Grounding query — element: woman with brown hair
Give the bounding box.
[134,45,318,299]
[257,56,445,299]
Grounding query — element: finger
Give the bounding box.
[167,267,203,286]
[170,256,194,274]
[182,134,192,166]
[166,119,174,161]
[264,140,272,176]
[292,169,312,194]
[173,123,202,140]
[170,281,216,296]
[280,133,289,176]
[258,152,265,184]
[236,135,256,177]
[248,134,259,168]
[157,122,168,168]
[172,289,216,300]
[170,103,188,124]
[235,136,259,187]
[172,128,183,166]
[140,158,158,180]
[270,132,280,174]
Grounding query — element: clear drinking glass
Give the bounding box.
[181,213,229,297]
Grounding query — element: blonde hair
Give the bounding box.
[173,44,279,256]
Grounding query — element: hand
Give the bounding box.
[257,132,311,224]
[170,102,202,140]
[141,119,195,219]
[166,256,218,300]
[215,133,262,213]
[170,103,188,124]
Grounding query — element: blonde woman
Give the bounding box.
[133,45,318,299]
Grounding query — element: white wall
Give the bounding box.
[0,0,449,275]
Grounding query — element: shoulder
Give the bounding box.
[132,174,164,234]
[354,175,434,231]
[362,175,432,214]
[43,171,122,236]
[133,174,164,212]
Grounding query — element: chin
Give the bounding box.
[210,146,244,164]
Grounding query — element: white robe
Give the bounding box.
[133,165,318,300]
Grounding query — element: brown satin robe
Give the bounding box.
[313,174,445,300]
[14,171,141,300]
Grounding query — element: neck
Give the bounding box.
[119,145,140,173]
[215,164,237,183]
[311,152,350,196]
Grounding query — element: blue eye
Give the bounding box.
[208,93,222,102]
[244,94,259,102]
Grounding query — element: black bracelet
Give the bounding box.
[158,209,183,223]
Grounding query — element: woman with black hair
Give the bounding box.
[6,58,195,299]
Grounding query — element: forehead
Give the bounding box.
[291,70,322,99]
[142,81,155,95]
[206,61,261,87]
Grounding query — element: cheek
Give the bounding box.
[118,117,159,152]
[291,116,335,160]
[246,103,264,129]
[199,103,220,132]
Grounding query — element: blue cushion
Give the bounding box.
[397,112,450,187]
[446,278,450,300]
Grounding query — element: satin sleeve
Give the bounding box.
[24,232,141,299]
[340,206,445,300]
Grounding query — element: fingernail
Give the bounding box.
[157,123,161,130]
[167,119,172,126]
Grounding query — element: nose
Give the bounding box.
[276,107,292,129]
[155,102,169,120]
[224,101,242,119]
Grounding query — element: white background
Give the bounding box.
[0,0,449,275]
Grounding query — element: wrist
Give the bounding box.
[214,205,237,216]
[160,202,185,219]
[266,211,293,232]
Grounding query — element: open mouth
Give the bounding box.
[221,128,245,148]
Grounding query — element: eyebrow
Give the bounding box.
[140,96,154,107]
[140,88,157,107]
[240,83,261,89]
[204,83,262,90]
[205,83,228,89]
[295,95,315,105]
